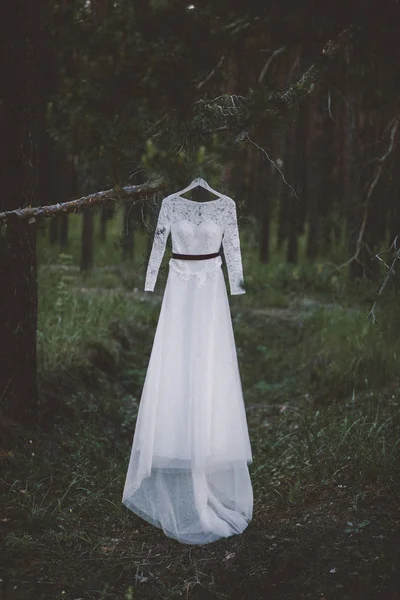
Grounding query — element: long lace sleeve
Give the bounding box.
[222,199,246,295]
[144,198,171,292]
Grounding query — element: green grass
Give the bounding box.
[250,397,400,500]
[1,212,400,599]
[36,206,140,268]
[36,209,160,375]
[299,304,400,400]
[3,294,400,599]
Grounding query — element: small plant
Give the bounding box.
[345,519,371,534]
[5,533,36,552]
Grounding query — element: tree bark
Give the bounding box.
[285,116,299,263]
[60,213,69,250]
[276,139,289,251]
[305,88,335,259]
[0,0,46,432]
[80,208,94,271]
[121,202,136,260]
[49,215,59,245]
[254,137,271,263]
[259,169,271,263]
[305,92,321,260]
[343,49,363,279]
[91,0,113,22]
[389,151,400,248]
[100,205,109,242]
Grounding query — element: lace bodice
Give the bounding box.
[144,195,246,295]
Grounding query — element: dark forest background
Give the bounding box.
[1,2,400,599]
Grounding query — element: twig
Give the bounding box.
[196,53,226,91]
[245,134,299,199]
[193,29,353,141]
[258,46,286,84]
[196,94,246,106]
[278,27,353,107]
[327,90,336,121]
[195,94,247,120]
[0,181,165,223]
[145,113,169,136]
[128,167,146,181]
[367,237,400,323]
[339,115,400,269]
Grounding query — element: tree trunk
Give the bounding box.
[276,130,289,251]
[80,208,94,271]
[285,116,299,263]
[60,213,69,250]
[100,206,108,242]
[246,146,259,217]
[362,115,384,280]
[293,101,308,242]
[389,146,400,248]
[49,215,59,245]
[0,0,46,432]
[305,92,321,260]
[58,154,77,251]
[255,141,271,263]
[343,49,363,279]
[230,148,247,205]
[121,202,136,260]
[305,89,335,259]
[91,0,114,22]
[259,172,271,263]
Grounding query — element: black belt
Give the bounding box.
[171,251,220,260]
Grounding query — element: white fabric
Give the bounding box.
[122,191,253,545]
[144,193,246,295]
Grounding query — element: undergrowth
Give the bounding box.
[1,217,400,599]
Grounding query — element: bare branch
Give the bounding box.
[193,28,353,140]
[327,90,336,121]
[367,240,399,323]
[196,53,226,91]
[145,113,170,136]
[245,134,300,200]
[339,115,400,270]
[0,180,165,223]
[278,27,353,107]
[258,46,286,84]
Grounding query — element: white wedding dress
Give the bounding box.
[122,185,253,544]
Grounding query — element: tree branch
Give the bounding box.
[278,27,354,108]
[196,53,226,91]
[258,46,286,84]
[194,27,354,136]
[339,115,400,269]
[245,134,299,200]
[0,181,165,223]
[367,237,400,323]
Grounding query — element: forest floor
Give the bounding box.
[1,280,400,600]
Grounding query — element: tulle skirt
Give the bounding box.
[122,257,253,544]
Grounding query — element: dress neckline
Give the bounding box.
[174,194,224,204]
